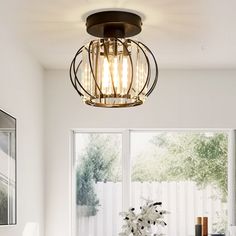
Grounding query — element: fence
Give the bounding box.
[76,181,226,236]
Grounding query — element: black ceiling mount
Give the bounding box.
[86,11,142,38]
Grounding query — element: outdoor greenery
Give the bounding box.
[132,132,227,200]
[76,134,121,216]
[0,184,8,224]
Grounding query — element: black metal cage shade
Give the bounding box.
[69,11,158,108]
[70,38,158,108]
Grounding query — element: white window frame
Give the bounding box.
[70,128,236,236]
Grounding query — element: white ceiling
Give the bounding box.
[1,0,236,70]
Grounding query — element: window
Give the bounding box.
[72,130,229,236]
[73,132,122,236]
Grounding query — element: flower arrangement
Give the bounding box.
[119,199,168,236]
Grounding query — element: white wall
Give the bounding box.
[44,69,236,236]
[0,27,44,235]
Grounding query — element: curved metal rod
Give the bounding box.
[116,38,134,96]
[70,46,83,94]
[74,61,91,96]
[71,58,90,97]
[70,46,84,94]
[70,64,82,95]
[72,55,95,98]
[69,46,84,96]
[88,40,103,96]
[71,60,84,96]
[103,39,117,96]
[129,39,151,97]
[137,41,159,97]
[73,60,94,98]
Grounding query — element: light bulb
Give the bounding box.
[82,63,89,91]
[113,57,119,88]
[102,57,110,89]
[122,56,128,89]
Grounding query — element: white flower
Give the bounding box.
[120,200,169,236]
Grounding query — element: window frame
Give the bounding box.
[70,128,235,236]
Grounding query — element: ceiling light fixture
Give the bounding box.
[69,11,158,108]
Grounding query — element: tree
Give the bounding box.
[80,134,119,182]
[76,161,99,216]
[157,133,227,200]
[132,132,228,200]
[0,185,8,224]
[76,134,121,216]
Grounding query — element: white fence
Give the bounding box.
[77,181,226,236]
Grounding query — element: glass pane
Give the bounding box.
[131,131,228,236]
[75,133,122,236]
[0,110,16,225]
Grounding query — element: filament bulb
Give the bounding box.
[122,56,128,89]
[102,57,110,89]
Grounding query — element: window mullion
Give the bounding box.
[228,129,236,227]
[71,131,76,236]
[122,129,131,211]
